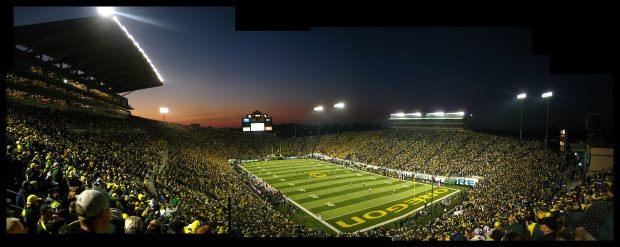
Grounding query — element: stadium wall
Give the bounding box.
[588,147,613,172]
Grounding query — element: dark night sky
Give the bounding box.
[12,7,614,135]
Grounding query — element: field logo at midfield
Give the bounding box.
[309,171,326,178]
[335,188,450,228]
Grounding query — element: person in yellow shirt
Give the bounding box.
[23,194,43,234]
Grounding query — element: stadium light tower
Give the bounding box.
[314,106,324,136]
[160,107,169,123]
[97,7,115,17]
[542,91,553,145]
[333,102,345,134]
[517,93,526,140]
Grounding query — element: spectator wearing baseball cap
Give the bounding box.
[60,189,111,234]
[23,194,42,234]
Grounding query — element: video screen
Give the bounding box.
[250,122,265,131]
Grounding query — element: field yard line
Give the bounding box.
[272,171,371,185]
[329,160,415,181]
[263,166,350,178]
[244,161,320,169]
[303,181,420,209]
[242,161,321,169]
[354,189,461,233]
[240,159,460,233]
[291,158,431,191]
[323,184,432,220]
[250,158,411,184]
[251,159,328,167]
[285,176,392,197]
[236,162,342,234]
[286,196,342,234]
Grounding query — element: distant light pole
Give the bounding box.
[542,91,553,145]
[160,107,169,123]
[314,106,324,136]
[517,93,526,140]
[333,102,345,134]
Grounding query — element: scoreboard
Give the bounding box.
[242,110,272,132]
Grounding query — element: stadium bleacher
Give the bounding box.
[5,101,613,239]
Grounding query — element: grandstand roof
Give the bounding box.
[13,16,163,93]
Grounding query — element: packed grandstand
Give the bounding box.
[5,101,614,240]
[6,14,613,241]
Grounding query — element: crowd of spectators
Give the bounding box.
[7,73,130,115]
[6,102,613,240]
[281,129,613,240]
[5,102,322,236]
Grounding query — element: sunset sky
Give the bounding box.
[13,7,613,132]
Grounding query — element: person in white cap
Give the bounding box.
[60,190,111,234]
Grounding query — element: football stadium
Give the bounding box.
[5,7,614,241]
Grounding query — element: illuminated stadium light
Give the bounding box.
[333,102,346,134]
[542,91,553,144]
[428,112,444,116]
[63,79,68,84]
[314,106,324,112]
[112,16,164,83]
[406,112,422,117]
[446,112,465,116]
[159,107,168,123]
[97,7,115,17]
[517,93,527,139]
[390,112,406,117]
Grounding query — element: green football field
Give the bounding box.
[240,159,460,233]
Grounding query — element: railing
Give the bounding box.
[6,189,25,212]
[6,189,23,197]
